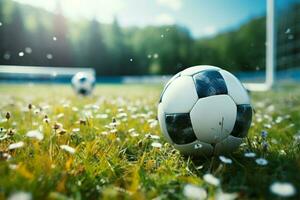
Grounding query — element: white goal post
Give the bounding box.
[0,65,95,80]
[244,0,276,91]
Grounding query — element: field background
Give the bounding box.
[0,84,300,199]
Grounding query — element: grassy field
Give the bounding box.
[0,83,299,200]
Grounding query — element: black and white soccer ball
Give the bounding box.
[71,72,96,96]
[158,65,252,156]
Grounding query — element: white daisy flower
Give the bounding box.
[92,105,100,110]
[275,116,283,123]
[151,142,162,148]
[0,135,9,141]
[96,114,108,119]
[3,152,12,160]
[72,128,80,133]
[110,129,117,134]
[196,165,203,170]
[244,152,256,158]
[116,112,127,118]
[101,131,109,135]
[9,164,18,170]
[109,122,118,128]
[183,184,207,200]
[128,128,135,133]
[203,173,220,186]
[215,189,238,200]
[0,118,7,123]
[145,133,160,140]
[60,145,76,154]
[117,108,124,112]
[264,124,272,129]
[279,150,286,155]
[8,191,32,200]
[219,156,232,164]
[96,185,101,191]
[148,119,158,128]
[72,107,79,112]
[33,109,40,114]
[82,110,93,118]
[62,103,70,108]
[255,158,268,166]
[32,122,39,126]
[42,105,50,110]
[56,113,64,119]
[294,134,300,143]
[270,182,296,197]
[77,180,82,186]
[130,133,139,137]
[26,130,44,141]
[8,142,25,150]
[271,138,278,144]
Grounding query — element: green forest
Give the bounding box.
[0,0,266,75]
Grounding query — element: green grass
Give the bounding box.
[0,83,299,200]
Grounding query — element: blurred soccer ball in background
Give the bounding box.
[71,72,96,96]
[158,65,252,156]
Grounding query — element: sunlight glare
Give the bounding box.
[13,0,125,23]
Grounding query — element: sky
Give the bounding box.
[12,0,268,38]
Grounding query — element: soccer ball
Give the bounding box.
[71,72,96,96]
[158,65,252,156]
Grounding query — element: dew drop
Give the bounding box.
[3,52,10,60]
[25,47,32,54]
[18,52,24,57]
[46,54,53,59]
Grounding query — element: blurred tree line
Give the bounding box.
[276,2,300,70]
[0,0,266,76]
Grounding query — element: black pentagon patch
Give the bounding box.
[79,88,88,95]
[165,113,197,145]
[79,77,88,83]
[159,72,181,103]
[193,70,228,99]
[231,104,252,138]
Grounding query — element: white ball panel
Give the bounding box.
[181,65,220,76]
[161,76,198,113]
[81,81,92,89]
[215,135,242,155]
[157,103,174,144]
[219,69,250,105]
[84,83,93,90]
[174,140,213,156]
[190,95,237,144]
